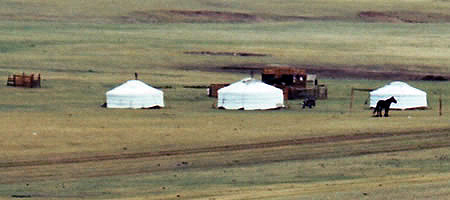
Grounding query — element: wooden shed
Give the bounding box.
[261,66,327,100]
[261,67,307,88]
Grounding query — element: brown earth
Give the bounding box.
[1,9,449,24]
[0,10,329,24]
[359,11,450,23]
[119,10,265,23]
[184,51,270,57]
[118,10,346,24]
[184,64,449,81]
[119,10,450,24]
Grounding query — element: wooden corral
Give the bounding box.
[208,83,230,97]
[349,88,374,112]
[7,73,41,88]
[285,84,328,100]
[261,67,327,100]
[282,87,289,100]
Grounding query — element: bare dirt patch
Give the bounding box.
[184,51,270,57]
[119,10,264,23]
[2,9,448,24]
[119,10,450,24]
[168,10,262,22]
[118,10,343,24]
[189,64,450,81]
[301,66,450,81]
[359,11,450,23]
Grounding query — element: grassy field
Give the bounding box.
[0,0,449,199]
[0,76,448,160]
[1,136,449,199]
[1,21,449,74]
[1,0,449,21]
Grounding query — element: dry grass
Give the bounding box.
[0,0,449,199]
[1,0,449,23]
[0,144,448,199]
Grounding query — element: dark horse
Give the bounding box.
[373,96,397,117]
[302,96,316,109]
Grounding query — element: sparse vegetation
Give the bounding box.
[0,0,448,199]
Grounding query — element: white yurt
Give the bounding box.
[370,81,427,110]
[106,80,164,109]
[217,78,284,110]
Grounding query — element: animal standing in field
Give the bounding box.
[302,96,316,109]
[373,96,397,117]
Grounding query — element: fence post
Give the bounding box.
[30,74,34,88]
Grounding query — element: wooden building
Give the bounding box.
[261,67,327,100]
[261,67,307,88]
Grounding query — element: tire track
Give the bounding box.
[1,128,449,168]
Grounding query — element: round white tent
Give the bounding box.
[106,80,164,109]
[370,81,427,110]
[217,78,284,110]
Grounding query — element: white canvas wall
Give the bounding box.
[106,80,164,109]
[370,82,427,110]
[217,78,284,110]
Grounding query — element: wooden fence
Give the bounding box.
[285,85,328,100]
[7,73,41,88]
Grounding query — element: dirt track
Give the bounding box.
[1,128,448,169]
[0,129,448,185]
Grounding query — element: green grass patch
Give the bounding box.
[0,1,448,199]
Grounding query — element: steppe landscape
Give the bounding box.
[0,0,449,199]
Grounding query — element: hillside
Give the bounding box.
[1,0,450,23]
[0,1,448,200]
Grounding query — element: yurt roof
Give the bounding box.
[370,81,426,96]
[219,78,282,94]
[106,80,162,96]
